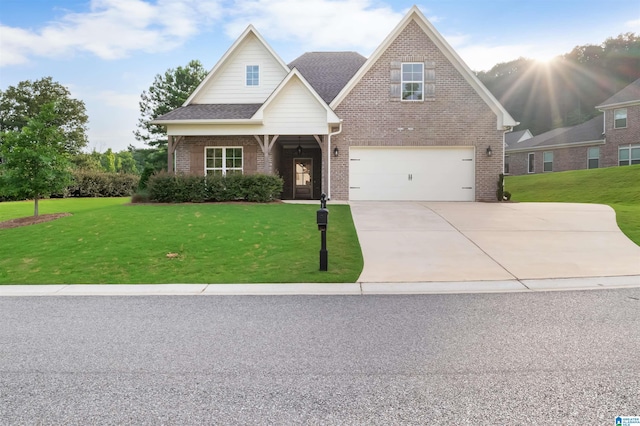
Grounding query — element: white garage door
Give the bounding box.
[349,147,475,201]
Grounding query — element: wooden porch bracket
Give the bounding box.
[167,136,184,173]
[254,135,279,174]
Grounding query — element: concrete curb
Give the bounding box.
[0,275,638,296]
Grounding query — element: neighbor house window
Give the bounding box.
[401,63,423,101]
[618,145,640,166]
[587,147,599,169]
[504,155,510,174]
[246,65,259,86]
[543,151,553,172]
[205,147,243,176]
[528,152,535,173]
[614,108,627,129]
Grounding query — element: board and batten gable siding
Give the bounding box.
[261,76,331,135]
[191,33,289,104]
[332,19,504,201]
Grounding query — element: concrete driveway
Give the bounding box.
[350,202,640,283]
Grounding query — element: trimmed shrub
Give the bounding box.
[131,190,150,204]
[68,170,139,197]
[138,165,155,190]
[147,172,283,203]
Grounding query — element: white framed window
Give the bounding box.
[528,152,535,173]
[614,108,627,129]
[504,155,510,174]
[205,147,243,176]
[401,63,423,101]
[543,151,553,172]
[246,65,259,86]
[587,147,599,169]
[618,145,640,166]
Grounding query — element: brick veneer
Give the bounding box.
[332,20,505,201]
[175,136,264,175]
[507,104,640,176]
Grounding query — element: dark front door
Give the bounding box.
[293,158,313,199]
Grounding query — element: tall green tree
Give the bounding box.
[134,60,207,169]
[0,103,73,216]
[0,77,89,155]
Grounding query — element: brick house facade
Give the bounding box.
[506,78,640,175]
[154,7,517,201]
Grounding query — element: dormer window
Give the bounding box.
[246,65,259,86]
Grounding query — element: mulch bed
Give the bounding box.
[0,213,72,230]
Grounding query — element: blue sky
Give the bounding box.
[1,0,638,153]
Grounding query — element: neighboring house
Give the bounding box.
[505,78,640,175]
[153,6,517,201]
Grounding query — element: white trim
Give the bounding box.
[329,6,518,129]
[153,119,262,125]
[183,25,290,106]
[506,139,605,153]
[596,99,640,110]
[252,68,341,124]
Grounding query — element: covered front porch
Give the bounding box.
[168,133,329,200]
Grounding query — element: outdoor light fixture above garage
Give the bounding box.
[486,146,493,157]
[333,147,339,157]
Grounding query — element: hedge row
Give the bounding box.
[146,172,283,203]
[67,170,140,197]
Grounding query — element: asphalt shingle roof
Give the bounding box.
[506,115,604,152]
[504,129,531,148]
[288,52,367,103]
[597,78,640,108]
[155,104,262,121]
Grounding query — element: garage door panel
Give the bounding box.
[349,147,475,201]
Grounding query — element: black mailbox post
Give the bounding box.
[317,193,329,271]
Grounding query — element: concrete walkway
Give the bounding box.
[350,201,640,283]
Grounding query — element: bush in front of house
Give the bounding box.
[67,170,140,197]
[147,172,283,203]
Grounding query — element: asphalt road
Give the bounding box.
[1,289,639,425]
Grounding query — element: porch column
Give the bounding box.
[254,135,279,174]
[167,136,183,174]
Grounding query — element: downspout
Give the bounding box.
[327,121,343,200]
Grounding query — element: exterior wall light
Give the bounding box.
[333,147,339,157]
[486,146,493,157]
[296,145,303,155]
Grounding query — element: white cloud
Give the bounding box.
[625,18,640,30]
[224,0,405,54]
[0,0,222,67]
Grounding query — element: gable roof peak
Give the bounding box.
[329,5,518,130]
[182,24,290,106]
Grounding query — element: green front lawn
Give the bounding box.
[506,165,640,245]
[0,198,363,284]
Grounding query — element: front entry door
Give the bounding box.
[294,158,313,199]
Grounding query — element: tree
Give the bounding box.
[0,77,89,155]
[134,60,207,169]
[0,103,73,216]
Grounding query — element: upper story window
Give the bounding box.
[614,108,627,129]
[402,63,423,101]
[246,65,259,86]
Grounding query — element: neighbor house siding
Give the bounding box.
[507,144,603,175]
[175,136,263,176]
[602,104,640,167]
[332,20,503,201]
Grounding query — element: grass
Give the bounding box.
[0,198,363,284]
[506,165,640,245]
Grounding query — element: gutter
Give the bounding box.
[327,121,343,200]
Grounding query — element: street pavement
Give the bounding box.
[1,289,639,424]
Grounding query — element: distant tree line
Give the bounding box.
[477,33,640,135]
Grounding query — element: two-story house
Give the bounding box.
[153,6,517,201]
[505,78,640,175]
